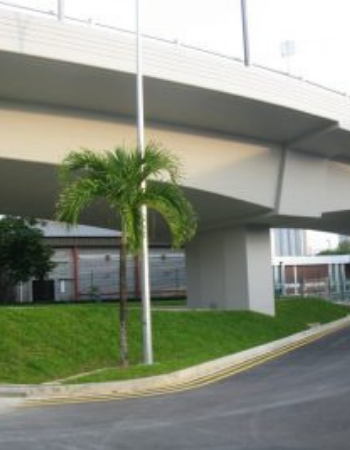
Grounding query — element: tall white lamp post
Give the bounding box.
[136,0,154,365]
[241,0,251,66]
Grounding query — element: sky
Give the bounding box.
[306,230,339,255]
[4,0,350,251]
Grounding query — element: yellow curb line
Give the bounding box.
[21,320,350,409]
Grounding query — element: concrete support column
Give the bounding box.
[293,265,298,295]
[186,225,275,315]
[72,246,80,301]
[280,262,286,295]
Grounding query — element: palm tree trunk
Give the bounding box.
[119,233,128,367]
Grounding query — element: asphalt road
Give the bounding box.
[1,326,350,450]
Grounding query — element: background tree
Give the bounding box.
[0,216,55,303]
[55,143,197,367]
[318,240,350,255]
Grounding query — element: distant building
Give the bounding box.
[16,221,186,303]
[271,229,307,257]
[272,255,350,301]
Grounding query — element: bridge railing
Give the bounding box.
[0,0,349,100]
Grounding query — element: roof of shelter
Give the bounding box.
[38,220,121,239]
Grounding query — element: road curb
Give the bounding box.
[0,398,24,415]
[1,315,350,403]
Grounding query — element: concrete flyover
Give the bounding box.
[1,8,350,315]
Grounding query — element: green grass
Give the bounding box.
[0,297,348,384]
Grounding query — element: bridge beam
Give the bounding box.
[186,225,275,315]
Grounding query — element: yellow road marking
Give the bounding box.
[21,321,350,409]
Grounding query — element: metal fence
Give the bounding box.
[77,251,186,300]
[44,249,186,302]
[275,278,350,303]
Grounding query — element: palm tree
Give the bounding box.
[55,142,197,367]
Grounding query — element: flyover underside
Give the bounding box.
[2,102,350,232]
[1,94,350,314]
[0,156,268,231]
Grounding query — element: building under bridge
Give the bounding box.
[17,221,186,303]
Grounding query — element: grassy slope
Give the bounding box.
[0,298,348,384]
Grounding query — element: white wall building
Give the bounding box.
[271,229,307,257]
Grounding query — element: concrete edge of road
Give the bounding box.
[0,398,23,415]
[1,314,350,404]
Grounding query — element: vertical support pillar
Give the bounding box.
[293,265,298,295]
[335,264,341,294]
[72,246,79,301]
[280,261,286,296]
[19,282,24,303]
[186,225,275,315]
[341,263,346,300]
[134,255,141,299]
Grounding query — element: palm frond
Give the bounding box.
[60,149,109,184]
[55,178,101,224]
[142,181,197,248]
[141,142,182,184]
[111,148,140,182]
